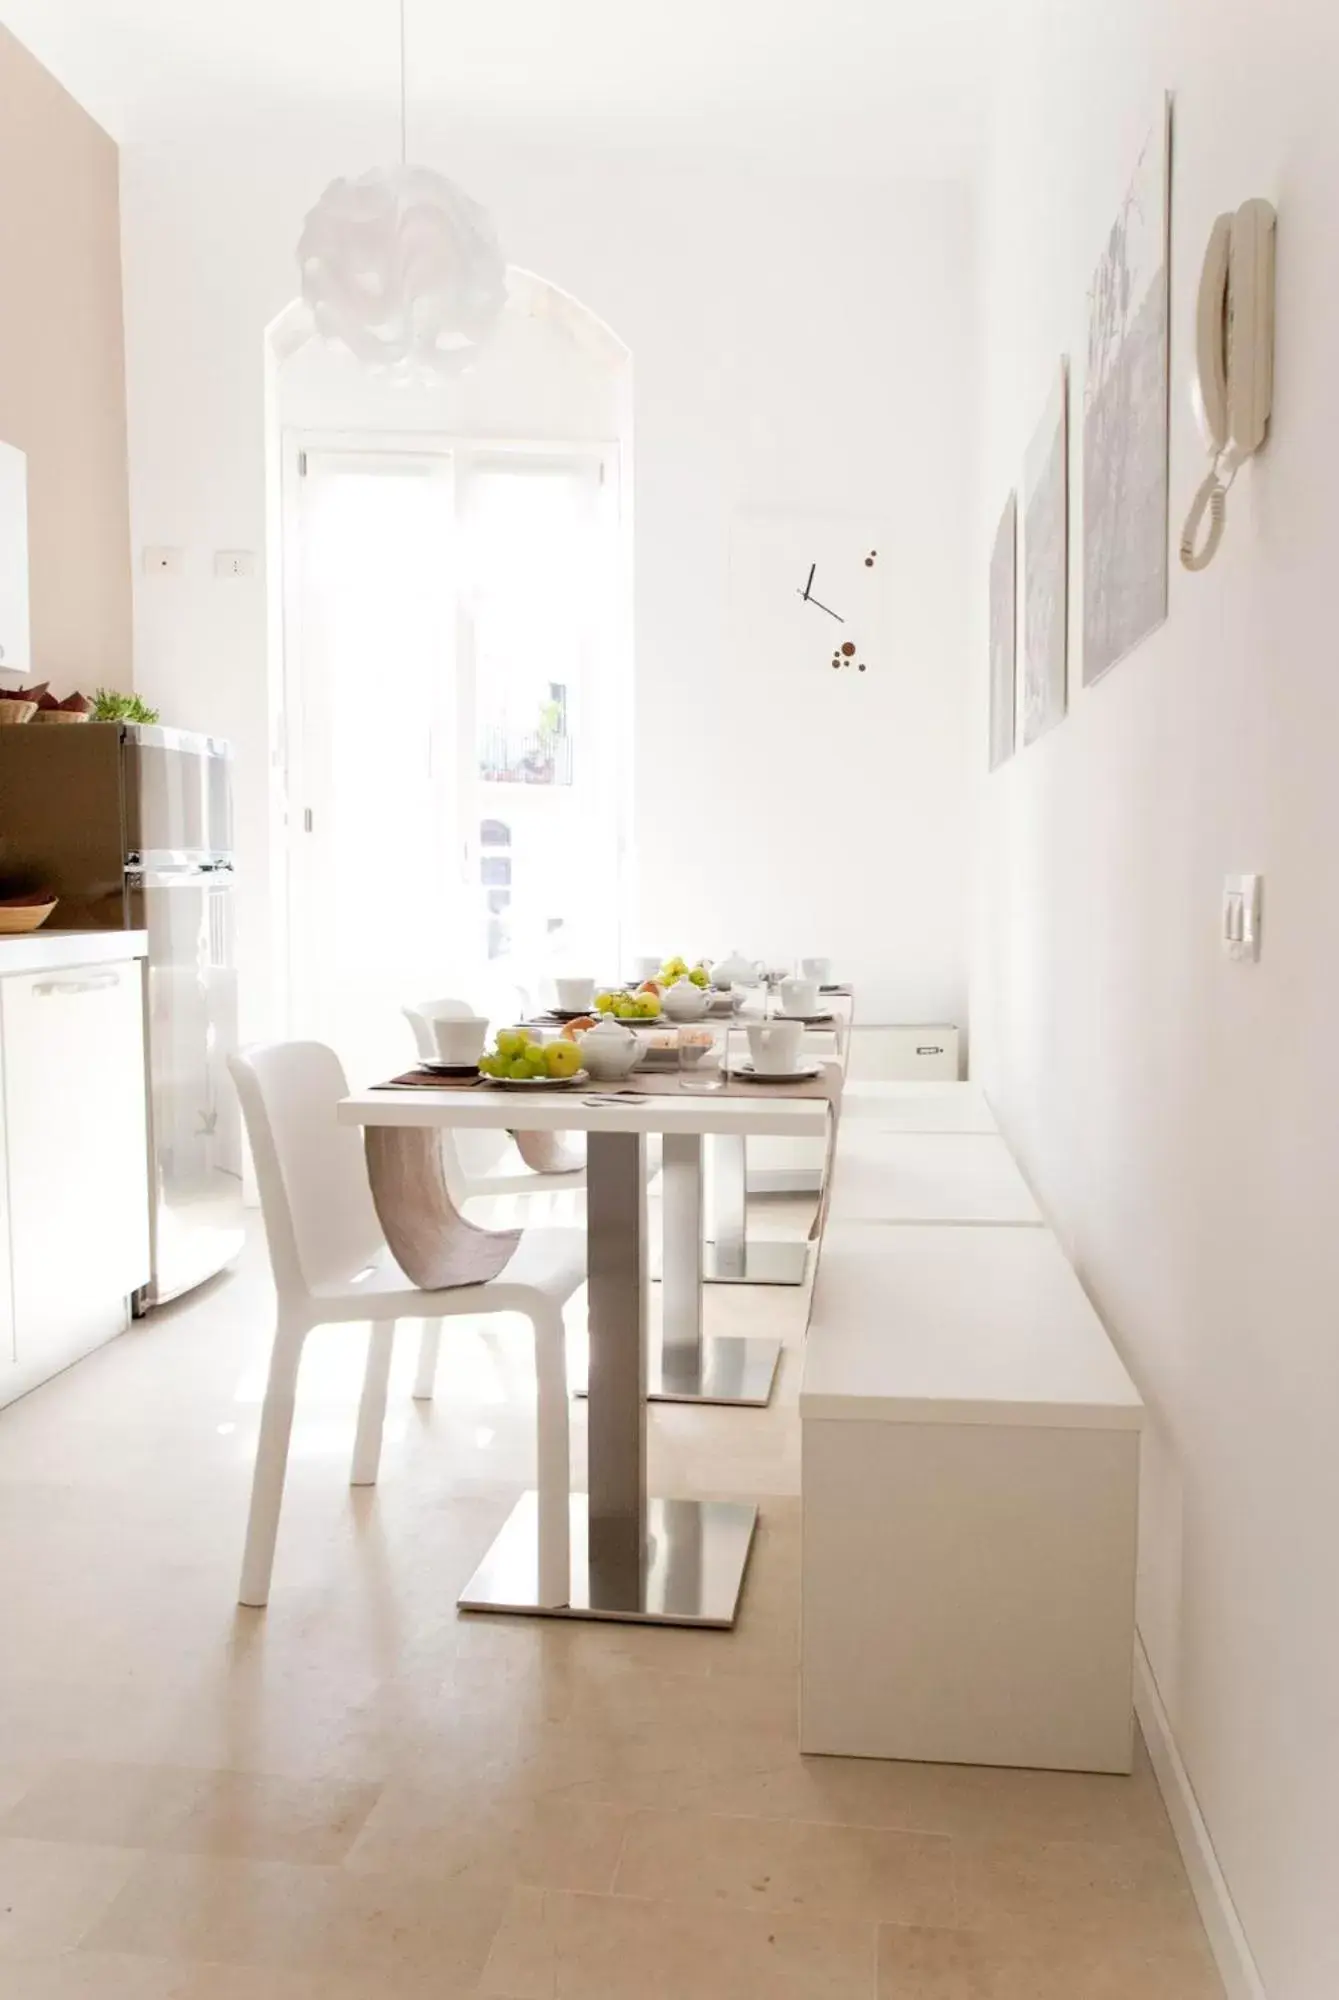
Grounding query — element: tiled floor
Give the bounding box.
[0,1200,1222,1997]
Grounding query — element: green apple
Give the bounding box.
[496,1027,530,1058]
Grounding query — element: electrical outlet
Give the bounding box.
[142,546,185,577]
[213,549,256,580]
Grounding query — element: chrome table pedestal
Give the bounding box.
[651,1132,784,1405]
[459,1131,759,1627]
[704,1134,812,1288]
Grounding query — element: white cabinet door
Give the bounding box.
[0,1015,13,1381]
[2,959,150,1383]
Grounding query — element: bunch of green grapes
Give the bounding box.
[480,1026,551,1080]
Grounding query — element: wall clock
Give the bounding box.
[729,514,891,685]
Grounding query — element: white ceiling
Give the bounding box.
[0,0,1001,169]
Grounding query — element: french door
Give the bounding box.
[284,438,624,1083]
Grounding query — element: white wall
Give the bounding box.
[120,118,974,1038]
[974,3,1339,1995]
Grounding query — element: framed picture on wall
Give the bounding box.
[1083,95,1173,685]
[1021,364,1069,748]
[988,491,1017,769]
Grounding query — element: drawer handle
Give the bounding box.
[916,1045,945,1056]
[33,973,121,996]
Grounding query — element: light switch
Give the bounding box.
[214,549,257,580]
[1223,874,1262,961]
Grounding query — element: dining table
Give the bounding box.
[338,1069,838,1627]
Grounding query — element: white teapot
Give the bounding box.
[661,976,709,1023]
[711,947,758,991]
[577,1015,645,1081]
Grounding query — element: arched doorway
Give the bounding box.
[264,273,632,1080]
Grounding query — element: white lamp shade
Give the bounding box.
[297,163,506,382]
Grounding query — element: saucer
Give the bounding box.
[776,1009,835,1025]
[733,1061,823,1084]
[542,1007,597,1023]
[418,1060,484,1077]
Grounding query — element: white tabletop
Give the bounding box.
[802,1223,1143,1430]
[340,1084,832,1140]
[826,1131,1042,1225]
[839,1081,998,1134]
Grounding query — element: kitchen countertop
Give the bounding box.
[0,929,148,975]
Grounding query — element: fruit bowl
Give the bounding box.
[482,1069,590,1091]
[0,898,57,934]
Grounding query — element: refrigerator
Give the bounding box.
[0,722,244,1306]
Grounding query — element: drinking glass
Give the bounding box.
[678,1023,726,1092]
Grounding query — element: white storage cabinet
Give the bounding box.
[0,956,151,1405]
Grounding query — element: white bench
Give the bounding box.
[800,1219,1143,1774]
[826,1129,1043,1226]
[838,1079,998,1134]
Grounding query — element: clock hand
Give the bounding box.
[802,562,815,602]
[807,595,845,622]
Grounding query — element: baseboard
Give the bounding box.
[1134,1635,1267,2000]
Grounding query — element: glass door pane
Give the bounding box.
[291,451,462,1081]
[462,456,620,988]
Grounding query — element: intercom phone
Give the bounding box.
[1179,197,1277,571]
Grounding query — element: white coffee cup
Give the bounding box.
[555,976,596,1011]
[801,957,832,984]
[632,955,661,982]
[779,976,819,1017]
[746,1019,804,1075]
[431,1015,488,1065]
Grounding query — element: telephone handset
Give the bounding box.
[1179,198,1277,571]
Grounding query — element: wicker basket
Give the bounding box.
[0,701,37,725]
[32,708,91,724]
[0,901,57,934]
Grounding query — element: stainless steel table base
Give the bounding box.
[649,1331,783,1405]
[704,1132,810,1287]
[575,1332,784,1407]
[655,1130,786,1401]
[703,1239,812,1286]
[458,1490,760,1627]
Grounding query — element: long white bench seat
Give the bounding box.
[825,1129,1043,1226]
[800,1221,1143,1774]
[838,1080,998,1134]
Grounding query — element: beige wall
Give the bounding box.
[0,26,129,692]
[976,1,1339,1995]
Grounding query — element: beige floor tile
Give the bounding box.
[877,1921,1224,1998]
[0,1761,379,1866]
[954,1833,1204,1952]
[0,1837,140,1957]
[0,1223,1215,2000]
[614,1808,956,1927]
[82,1850,509,1985]
[482,1884,878,1999]
[345,1785,630,1893]
[8,1954,480,1998]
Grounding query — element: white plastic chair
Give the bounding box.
[228,1040,583,1609]
[404,996,587,1203]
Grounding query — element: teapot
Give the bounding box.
[711,947,758,992]
[661,976,709,1023]
[577,1015,645,1081]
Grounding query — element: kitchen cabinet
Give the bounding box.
[0,950,150,1405]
